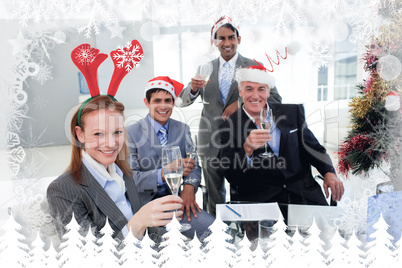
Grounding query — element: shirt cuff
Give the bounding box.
[157,168,164,186]
[246,155,253,167]
[189,90,199,100]
[121,225,129,238]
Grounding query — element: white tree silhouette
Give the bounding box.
[234,232,254,268]
[392,236,402,266]
[29,232,47,267]
[57,213,87,268]
[96,218,120,267]
[326,228,347,267]
[343,230,366,268]
[365,212,395,267]
[137,230,159,267]
[158,214,188,268]
[203,215,237,267]
[45,240,60,268]
[303,219,327,267]
[81,226,101,267]
[119,227,141,267]
[288,227,307,267]
[184,231,205,268]
[265,218,292,267]
[0,211,30,268]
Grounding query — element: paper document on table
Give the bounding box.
[287,204,342,227]
[216,203,283,221]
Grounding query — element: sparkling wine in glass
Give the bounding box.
[162,146,191,231]
[259,108,274,158]
[194,61,213,104]
[186,134,197,160]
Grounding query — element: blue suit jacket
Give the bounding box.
[126,117,201,204]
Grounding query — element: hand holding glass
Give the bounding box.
[186,135,197,160]
[161,146,191,231]
[194,62,213,104]
[162,146,183,196]
[259,108,274,158]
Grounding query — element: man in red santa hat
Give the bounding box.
[219,65,344,205]
[179,16,282,217]
[126,76,214,241]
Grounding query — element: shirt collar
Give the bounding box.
[81,150,123,189]
[242,102,270,124]
[219,52,239,69]
[147,114,169,134]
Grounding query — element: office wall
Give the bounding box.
[17,21,154,146]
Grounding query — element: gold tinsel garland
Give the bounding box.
[349,78,390,120]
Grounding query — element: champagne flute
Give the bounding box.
[162,146,191,231]
[259,108,274,158]
[186,134,197,160]
[194,61,213,104]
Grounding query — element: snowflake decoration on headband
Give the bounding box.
[71,40,144,126]
[74,45,98,66]
[112,40,144,72]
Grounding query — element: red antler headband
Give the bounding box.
[71,40,143,126]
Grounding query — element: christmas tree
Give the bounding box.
[29,233,47,267]
[338,1,402,187]
[137,230,159,267]
[81,225,101,267]
[158,214,188,268]
[303,219,327,267]
[57,213,86,268]
[234,232,254,268]
[119,227,141,267]
[365,212,395,267]
[265,218,292,267]
[343,230,366,268]
[0,211,30,268]
[184,231,205,268]
[288,227,307,267]
[96,218,120,267]
[326,228,347,267]
[392,235,402,266]
[45,240,60,268]
[202,215,237,267]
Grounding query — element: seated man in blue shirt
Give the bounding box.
[219,65,344,205]
[126,76,214,240]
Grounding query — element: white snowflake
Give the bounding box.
[76,0,117,38]
[32,95,49,110]
[113,41,143,72]
[74,46,97,65]
[27,30,58,61]
[334,196,369,235]
[310,43,332,71]
[6,102,29,132]
[32,61,53,85]
[18,126,53,178]
[8,132,21,148]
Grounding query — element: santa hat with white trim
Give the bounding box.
[235,64,276,89]
[144,76,184,106]
[210,16,240,46]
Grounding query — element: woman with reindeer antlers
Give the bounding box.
[47,41,183,242]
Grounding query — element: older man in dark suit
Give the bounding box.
[179,16,282,216]
[219,65,344,204]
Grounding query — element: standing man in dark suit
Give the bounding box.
[179,16,282,216]
[219,65,344,204]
